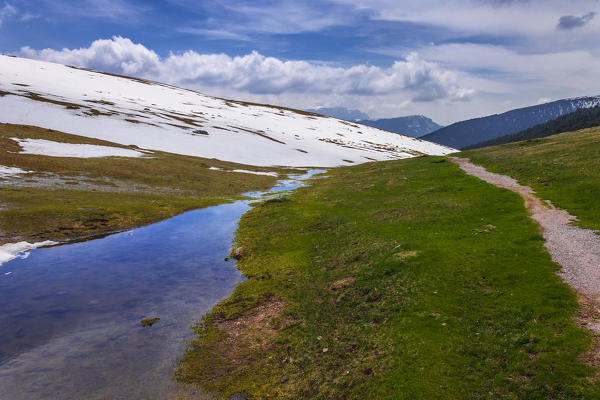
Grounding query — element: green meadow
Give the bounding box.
[177,156,600,399]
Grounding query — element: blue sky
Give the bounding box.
[2,0,600,124]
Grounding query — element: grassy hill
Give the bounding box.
[461,125,600,231]
[465,107,600,149]
[177,156,599,399]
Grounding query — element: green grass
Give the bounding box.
[176,156,599,399]
[461,126,600,231]
[0,123,295,244]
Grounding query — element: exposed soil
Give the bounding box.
[452,158,600,337]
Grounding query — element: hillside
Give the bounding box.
[0,56,453,167]
[422,96,600,149]
[359,115,443,137]
[465,106,600,149]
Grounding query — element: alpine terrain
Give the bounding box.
[0,56,454,168]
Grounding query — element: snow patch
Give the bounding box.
[0,240,57,266]
[0,55,456,167]
[0,165,29,178]
[209,167,278,176]
[13,138,148,158]
[232,169,278,176]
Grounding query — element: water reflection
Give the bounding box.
[0,169,324,400]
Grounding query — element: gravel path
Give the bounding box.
[451,158,600,323]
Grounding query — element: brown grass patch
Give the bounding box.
[394,250,419,260]
[216,299,285,348]
[330,277,356,290]
[177,298,289,389]
[227,125,286,144]
[576,295,600,373]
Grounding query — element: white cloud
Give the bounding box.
[20,37,161,76]
[416,43,600,94]
[20,13,40,21]
[0,2,16,26]
[20,36,473,103]
[176,27,251,41]
[536,97,552,104]
[39,0,147,22]
[334,0,598,33]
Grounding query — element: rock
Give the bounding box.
[264,195,287,204]
[322,347,329,353]
[231,247,244,260]
[280,375,289,383]
[140,317,160,327]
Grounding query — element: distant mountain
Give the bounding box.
[359,115,443,137]
[465,106,600,149]
[305,107,369,121]
[422,96,600,149]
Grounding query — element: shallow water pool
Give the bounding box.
[0,170,323,400]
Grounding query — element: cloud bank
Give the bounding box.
[19,36,473,102]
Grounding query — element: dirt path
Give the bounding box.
[451,158,600,333]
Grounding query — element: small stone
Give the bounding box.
[280,375,289,383]
[317,335,323,341]
[228,393,249,400]
[231,247,244,260]
[140,317,160,327]
[322,348,329,353]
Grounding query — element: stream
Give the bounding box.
[0,170,323,400]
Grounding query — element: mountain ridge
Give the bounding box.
[305,107,443,137]
[359,115,443,137]
[465,106,600,149]
[422,96,600,149]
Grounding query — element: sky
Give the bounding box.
[1,0,600,125]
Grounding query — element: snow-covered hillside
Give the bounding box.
[0,55,454,167]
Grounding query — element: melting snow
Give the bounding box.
[0,165,29,178]
[231,169,278,176]
[0,240,57,266]
[0,55,456,167]
[209,167,277,176]
[13,138,148,158]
